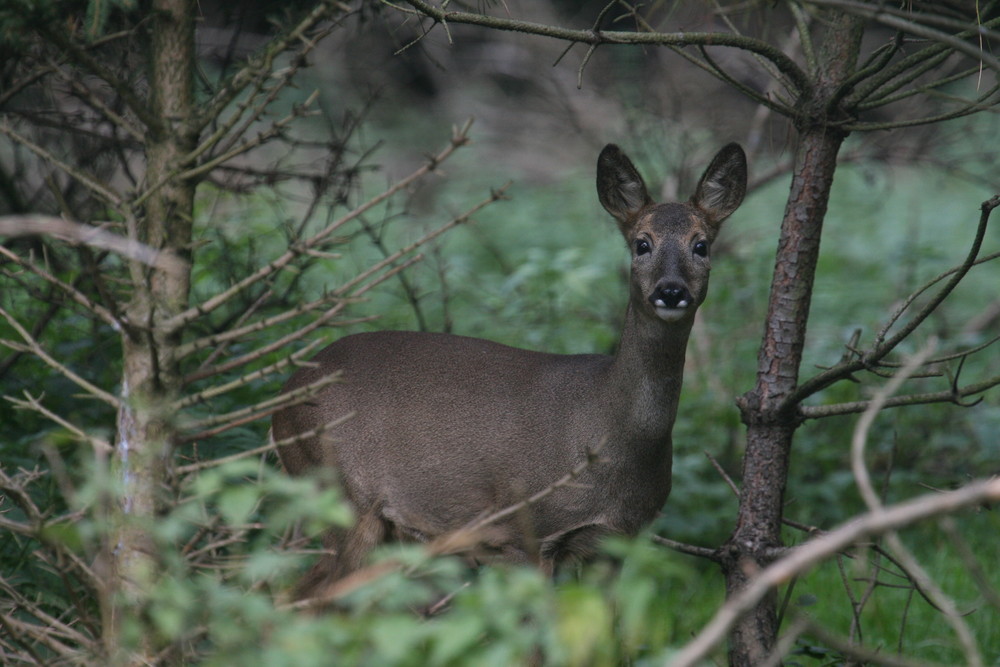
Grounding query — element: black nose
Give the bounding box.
[649,284,692,309]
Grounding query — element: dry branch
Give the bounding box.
[0,243,121,330]
[0,307,120,408]
[185,17,334,170]
[669,476,1000,667]
[164,120,475,332]
[180,172,505,387]
[177,90,320,183]
[192,0,354,133]
[0,215,185,272]
[175,339,325,409]
[179,371,343,441]
[5,391,113,454]
[850,339,983,666]
[807,0,1000,74]
[0,124,124,207]
[397,0,811,94]
[788,195,999,412]
[288,445,608,611]
[799,374,1000,419]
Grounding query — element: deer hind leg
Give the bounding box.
[294,503,388,605]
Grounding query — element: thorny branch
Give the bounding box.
[164,120,476,332]
[0,307,120,408]
[806,0,1000,74]
[395,0,813,95]
[669,476,1000,667]
[850,340,983,667]
[787,195,1000,415]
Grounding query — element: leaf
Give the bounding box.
[39,521,83,551]
[370,614,426,663]
[217,484,259,527]
[556,585,612,667]
[429,614,484,665]
[84,0,109,40]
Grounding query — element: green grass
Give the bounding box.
[785,511,1000,664]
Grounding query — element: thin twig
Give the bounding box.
[0,307,120,408]
[397,0,812,95]
[850,339,983,667]
[0,124,124,207]
[787,196,999,411]
[650,535,719,561]
[668,476,1000,667]
[5,391,112,454]
[0,214,186,293]
[165,120,475,331]
[799,373,1000,420]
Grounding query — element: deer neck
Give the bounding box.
[606,303,694,439]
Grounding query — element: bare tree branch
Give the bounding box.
[808,0,1000,73]
[0,215,187,280]
[787,196,999,412]
[395,0,813,95]
[163,120,475,332]
[5,391,113,454]
[191,0,354,134]
[800,375,1000,419]
[174,339,326,409]
[0,308,120,408]
[850,338,983,666]
[0,125,124,207]
[669,476,1000,667]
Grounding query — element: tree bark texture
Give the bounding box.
[105,0,197,663]
[725,11,864,666]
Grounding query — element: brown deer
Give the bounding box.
[272,142,747,597]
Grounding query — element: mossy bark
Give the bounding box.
[104,0,197,663]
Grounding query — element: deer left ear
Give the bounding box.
[691,143,747,226]
[597,144,653,228]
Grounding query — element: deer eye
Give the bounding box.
[635,239,651,256]
[693,240,709,257]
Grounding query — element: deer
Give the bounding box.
[272,142,747,598]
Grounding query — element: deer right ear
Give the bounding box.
[597,144,652,227]
[692,143,747,226]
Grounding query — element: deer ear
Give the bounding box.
[692,143,747,226]
[597,144,652,227]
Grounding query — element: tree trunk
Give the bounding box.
[104,0,196,663]
[724,11,864,665]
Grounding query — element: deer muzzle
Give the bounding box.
[649,284,694,322]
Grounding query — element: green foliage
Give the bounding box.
[788,512,1000,663]
[55,460,715,664]
[0,0,136,46]
[2,22,998,659]
[172,119,998,663]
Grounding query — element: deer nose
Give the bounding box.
[649,284,692,310]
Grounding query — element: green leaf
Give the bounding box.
[429,613,484,665]
[370,614,426,663]
[84,0,109,40]
[39,521,83,551]
[556,585,612,667]
[218,484,259,527]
